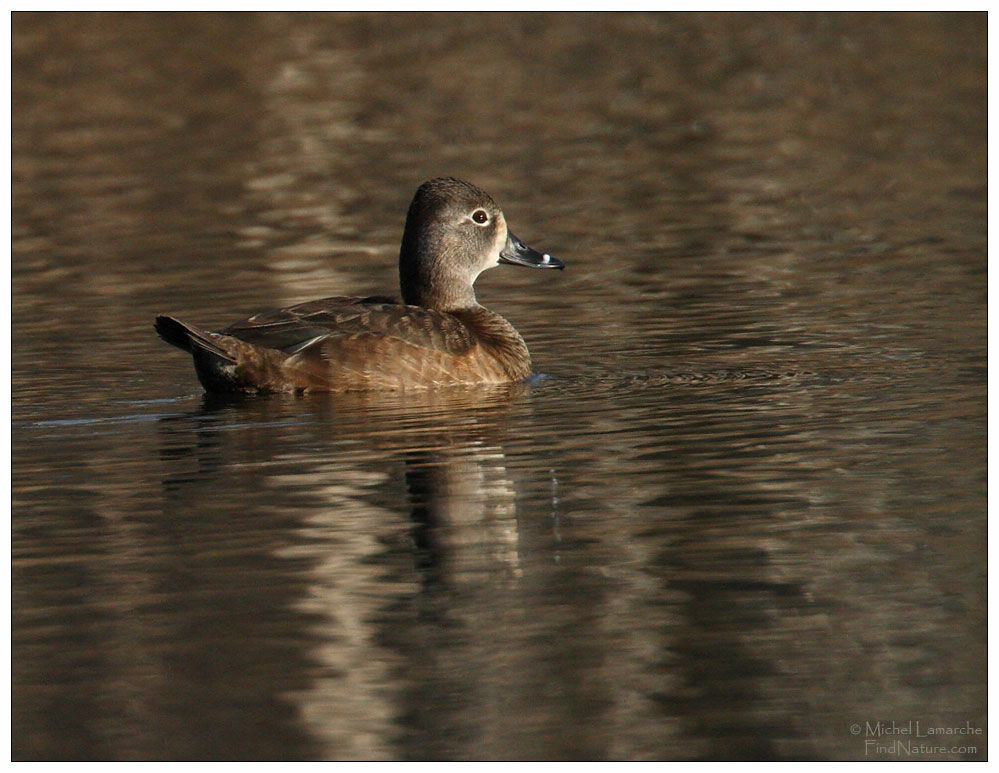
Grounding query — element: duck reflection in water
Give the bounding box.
[153,384,554,758]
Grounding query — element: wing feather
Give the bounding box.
[222,296,476,358]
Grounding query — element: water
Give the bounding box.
[12,12,986,761]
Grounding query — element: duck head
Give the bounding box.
[399,177,563,311]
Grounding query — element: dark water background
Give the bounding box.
[12,12,986,761]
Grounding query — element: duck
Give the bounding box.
[155,177,564,392]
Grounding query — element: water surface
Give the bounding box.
[12,12,986,761]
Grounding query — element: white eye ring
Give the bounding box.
[470,209,490,225]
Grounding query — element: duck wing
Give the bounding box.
[222,296,489,389]
[221,296,477,357]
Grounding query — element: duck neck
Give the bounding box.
[400,244,480,311]
[401,280,478,312]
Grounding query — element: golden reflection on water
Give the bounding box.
[272,392,525,759]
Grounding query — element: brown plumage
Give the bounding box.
[155,177,563,393]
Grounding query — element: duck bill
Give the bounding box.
[499,231,564,270]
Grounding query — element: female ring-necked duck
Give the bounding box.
[155,177,563,392]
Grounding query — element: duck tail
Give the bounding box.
[154,315,235,362]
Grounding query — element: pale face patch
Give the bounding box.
[486,212,508,271]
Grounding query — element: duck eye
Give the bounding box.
[471,209,489,225]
